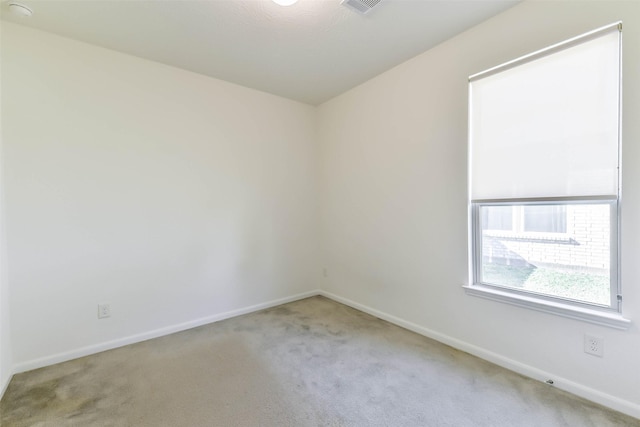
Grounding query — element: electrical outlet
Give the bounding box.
[98,303,111,319]
[323,268,328,278]
[584,334,603,357]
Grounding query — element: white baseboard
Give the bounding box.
[319,290,640,421]
[0,372,12,402]
[12,290,321,375]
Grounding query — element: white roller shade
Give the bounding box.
[469,25,621,201]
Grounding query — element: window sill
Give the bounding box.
[462,284,631,330]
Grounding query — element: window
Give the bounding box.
[466,23,628,328]
[482,205,513,231]
[483,205,567,234]
[522,205,566,233]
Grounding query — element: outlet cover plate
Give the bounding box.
[98,303,111,319]
[584,334,603,357]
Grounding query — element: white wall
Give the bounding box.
[0,42,13,396]
[318,0,640,417]
[0,258,9,399]
[1,23,319,371]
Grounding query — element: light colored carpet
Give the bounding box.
[1,296,638,426]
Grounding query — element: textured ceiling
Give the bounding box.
[0,0,519,105]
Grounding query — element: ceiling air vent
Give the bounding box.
[341,0,384,15]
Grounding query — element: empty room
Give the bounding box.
[1,0,639,425]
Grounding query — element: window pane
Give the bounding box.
[479,203,610,306]
[482,205,513,230]
[523,205,567,233]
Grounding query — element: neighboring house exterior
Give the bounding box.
[482,204,609,273]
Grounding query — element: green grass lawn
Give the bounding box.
[482,263,610,306]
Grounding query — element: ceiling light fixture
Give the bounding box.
[272,0,298,6]
[8,2,33,17]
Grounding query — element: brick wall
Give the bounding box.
[483,205,609,272]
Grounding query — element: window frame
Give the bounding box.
[465,22,630,329]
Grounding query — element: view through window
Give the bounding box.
[479,203,611,306]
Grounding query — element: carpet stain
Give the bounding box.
[1,375,104,426]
